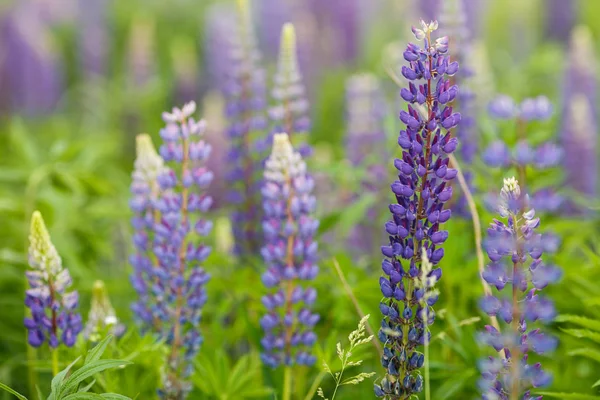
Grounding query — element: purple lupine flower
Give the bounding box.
[77,0,108,79]
[203,3,236,93]
[260,133,319,368]
[0,2,63,115]
[269,23,311,157]
[561,26,597,212]
[544,0,576,43]
[345,73,388,258]
[152,102,213,398]
[374,20,459,399]
[479,177,560,399]
[224,0,268,256]
[25,211,82,348]
[415,0,439,22]
[130,134,165,333]
[484,95,563,213]
[561,95,597,212]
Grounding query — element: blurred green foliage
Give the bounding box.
[1,0,600,399]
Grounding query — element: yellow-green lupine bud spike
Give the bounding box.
[278,23,299,78]
[570,25,594,62]
[236,0,252,36]
[134,133,164,182]
[28,211,62,276]
[84,280,121,341]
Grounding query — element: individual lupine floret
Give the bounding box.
[224,0,268,256]
[260,133,319,368]
[83,280,125,342]
[269,23,311,157]
[483,95,563,214]
[375,20,460,399]
[345,73,388,258]
[130,134,164,333]
[478,177,561,399]
[151,102,213,399]
[25,211,82,348]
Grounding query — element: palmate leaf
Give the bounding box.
[535,393,600,399]
[84,335,114,364]
[556,315,600,332]
[49,357,82,400]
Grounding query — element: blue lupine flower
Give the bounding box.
[224,0,268,256]
[25,211,82,348]
[130,134,165,333]
[561,26,597,213]
[269,23,311,157]
[345,73,388,259]
[375,20,459,399]
[260,133,319,368]
[154,102,213,398]
[478,177,561,399]
[130,102,213,399]
[484,95,563,213]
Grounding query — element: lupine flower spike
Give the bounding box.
[375,20,460,399]
[345,73,388,258]
[260,133,319,368]
[269,23,311,157]
[478,177,561,399]
[154,102,213,399]
[25,211,82,350]
[225,0,268,256]
[129,103,213,399]
[484,95,563,214]
[83,280,125,342]
[130,134,165,334]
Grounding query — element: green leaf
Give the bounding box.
[568,348,600,364]
[59,359,132,397]
[535,393,600,399]
[84,335,114,364]
[99,394,132,400]
[560,329,600,344]
[556,315,600,332]
[61,394,103,400]
[77,380,96,393]
[50,356,82,398]
[0,382,28,400]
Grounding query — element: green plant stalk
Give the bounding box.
[422,308,430,400]
[52,349,59,376]
[303,371,326,400]
[283,366,292,400]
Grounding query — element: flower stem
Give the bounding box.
[51,349,59,376]
[422,307,430,400]
[283,366,293,400]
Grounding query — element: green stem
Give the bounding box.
[51,349,59,376]
[283,366,292,400]
[302,371,327,400]
[423,309,430,400]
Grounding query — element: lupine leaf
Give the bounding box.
[556,315,600,332]
[59,360,132,397]
[77,380,96,393]
[84,335,114,364]
[50,356,82,398]
[535,393,600,399]
[560,329,600,344]
[0,382,28,400]
[567,348,600,363]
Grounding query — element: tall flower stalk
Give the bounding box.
[25,211,82,375]
[269,23,311,157]
[375,20,460,399]
[260,134,319,395]
[478,177,560,399]
[224,0,268,256]
[130,103,213,399]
